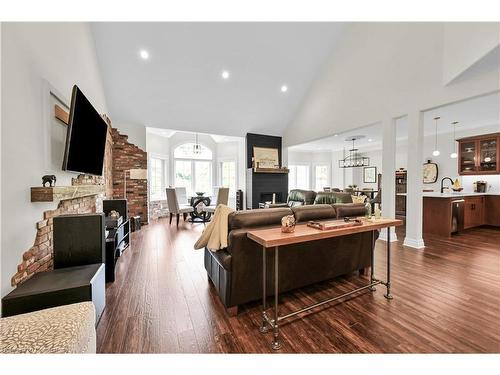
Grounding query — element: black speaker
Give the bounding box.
[53,213,105,269]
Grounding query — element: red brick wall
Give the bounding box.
[11,195,102,286]
[111,128,148,223]
[10,122,147,288]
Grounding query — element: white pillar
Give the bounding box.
[380,118,397,242]
[404,111,425,248]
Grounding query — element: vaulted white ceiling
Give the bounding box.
[289,91,500,152]
[91,22,346,137]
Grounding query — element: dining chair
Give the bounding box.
[166,188,194,227]
[175,187,189,205]
[204,187,230,214]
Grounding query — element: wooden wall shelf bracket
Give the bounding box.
[31,185,105,203]
[54,104,69,125]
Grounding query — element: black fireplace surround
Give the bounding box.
[245,133,288,209]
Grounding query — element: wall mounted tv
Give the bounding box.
[62,85,108,176]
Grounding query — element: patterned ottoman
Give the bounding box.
[0,302,96,353]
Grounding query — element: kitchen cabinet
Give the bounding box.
[457,133,500,175]
[485,196,500,226]
[463,196,484,229]
[423,194,498,238]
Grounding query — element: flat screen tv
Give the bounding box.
[62,85,108,176]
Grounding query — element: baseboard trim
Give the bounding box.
[403,237,425,249]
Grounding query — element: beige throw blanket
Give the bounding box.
[194,204,235,251]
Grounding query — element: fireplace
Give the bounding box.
[245,133,288,209]
[260,192,283,204]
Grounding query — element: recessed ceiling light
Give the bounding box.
[368,139,373,142]
[280,85,288,93]
[334,134,339,137]
[139,49,150,60]
[221,70,230,80]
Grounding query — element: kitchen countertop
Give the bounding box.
[396,192,500,198]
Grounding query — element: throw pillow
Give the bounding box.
[351,195,367,204]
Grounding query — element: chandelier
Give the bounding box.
[338,136,370,168]
[193,133,202,155]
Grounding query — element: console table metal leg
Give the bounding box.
[384,228,393,300]
[260,246,269,333]
[369,230,376,291]
[271,246,282,350]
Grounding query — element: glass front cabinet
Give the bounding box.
[457,133,500,175]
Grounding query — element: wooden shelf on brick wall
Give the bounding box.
[31,185,105,203]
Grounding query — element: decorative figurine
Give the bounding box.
[109,210,120,219]
[281,215,296,233]
[42,174,56,187]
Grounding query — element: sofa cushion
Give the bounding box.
[292,204,336,223]
[228,208,293,230]
[287,189,317,205]
[313,192,337,204]
[333,203,366,218]
[333,192,353,203]
[351,195,367,204]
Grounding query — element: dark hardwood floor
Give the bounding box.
[96,219,500,353]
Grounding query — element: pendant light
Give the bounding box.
[432,116,440,156]
[193,133,201,155]
[450,121,458,159]
[338,136,370,168]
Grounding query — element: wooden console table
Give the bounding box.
[247,218,403,350]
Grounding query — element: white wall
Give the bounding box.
[113,121,146,150]
[1,23,108,298]
[284,23,500,147]
[146,131,170,158]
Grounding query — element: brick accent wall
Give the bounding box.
[11,195,102,286]
[111,128,148,223]
[10,120,147,288]
[103,116,114,198]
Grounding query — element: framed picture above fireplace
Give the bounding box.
[253,147,279,169]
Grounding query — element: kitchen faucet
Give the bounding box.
[440,177,454,193]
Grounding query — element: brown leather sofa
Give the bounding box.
[204,203,375,315]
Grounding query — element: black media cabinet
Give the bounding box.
[105,219,130,282]
[103,199,130,282]
[1,263,105,324]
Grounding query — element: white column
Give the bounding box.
[404,111,425,248]
[380,118,397,242]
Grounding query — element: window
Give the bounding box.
[194,161,212,194]
[149,157,166,199]
[174,143,212,160]
[289,165,310,190]
[174,160,192,192]
[314,165,329,191]
[220,161,236,194]
[174,143,213,197]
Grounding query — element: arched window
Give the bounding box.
[174,143,213,197]
[174,143,212,160]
